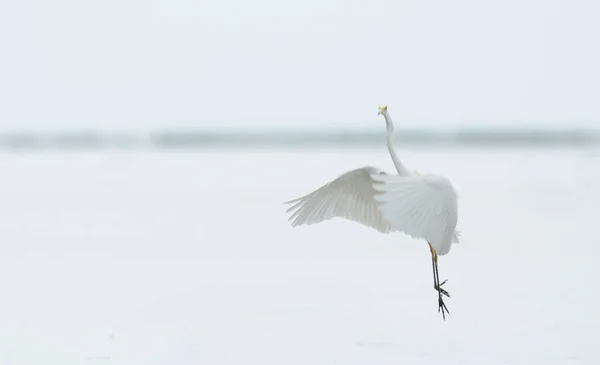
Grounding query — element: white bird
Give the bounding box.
[284,104,460,320]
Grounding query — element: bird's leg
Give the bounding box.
[429,243,450,320]
[431,247,450,298]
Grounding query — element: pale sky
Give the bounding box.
[1,0,599,131]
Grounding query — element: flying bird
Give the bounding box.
[284,105,460,320]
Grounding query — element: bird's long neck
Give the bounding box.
[382,110,410,176]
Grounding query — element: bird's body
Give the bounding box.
[284,105,460,319]
[285,166,459,255]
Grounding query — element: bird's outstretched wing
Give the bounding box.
[284,166,393,233]
[370,172,459,255]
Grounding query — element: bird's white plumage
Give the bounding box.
[284,166,460,255]
[284,105,460,257]
[285,166,393,233]
[370,172,459,255]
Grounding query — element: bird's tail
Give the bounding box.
[452,230,461,243]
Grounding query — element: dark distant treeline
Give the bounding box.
[0,129,598,150]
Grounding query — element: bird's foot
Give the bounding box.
[437,294,450,320]
[434,279,450,298]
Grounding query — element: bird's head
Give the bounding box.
[377,104,388,115]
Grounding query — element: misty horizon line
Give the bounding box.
[0,127,598,149]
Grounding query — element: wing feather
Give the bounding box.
[284,166,392,233]
[284,167,460,254]
[371,172,459,255]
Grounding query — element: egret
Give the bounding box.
[283,105,460,320]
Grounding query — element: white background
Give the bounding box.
[2,0,600,131]
[0,148,597,364]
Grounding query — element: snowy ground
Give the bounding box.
[0,146,598,365]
